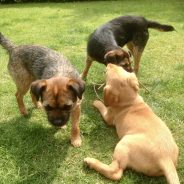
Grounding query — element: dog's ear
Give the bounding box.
[67,79,85,99]
[104,51,117,64]
[104,85,119,106]
[129,74,139,91]
[30,80,47,101]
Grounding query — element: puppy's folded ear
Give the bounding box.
[67,79,85,99]
[30,80,46,101]
[104,85,119,106]
[104,51,117,64]
[129,74,139,91]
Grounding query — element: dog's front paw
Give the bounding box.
[93,100,103,108]
[84,157,96,168]
[20,108,28,116]
[71,137,82,147]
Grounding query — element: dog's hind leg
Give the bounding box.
[15,80,32,115]
[84,158,123,180]
[8,62,34,115]
[132,47,143,75]
[127,31,149,75]
[159,159,180,184]
[84,141,129,180]
[80,56,93,79]
[127,42,143,75]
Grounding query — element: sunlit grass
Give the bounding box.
[0,1,184,183]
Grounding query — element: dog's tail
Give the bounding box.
[160,158,180,184]
[0,32,15,52]
[147,20,175,32]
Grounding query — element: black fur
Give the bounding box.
[87,15,175,63]
[0,32,80,80]
[67,79,85,100]
[78,15,176,77]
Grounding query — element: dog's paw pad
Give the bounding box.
[71,137,82,147]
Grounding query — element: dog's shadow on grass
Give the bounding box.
[0,115,71,183]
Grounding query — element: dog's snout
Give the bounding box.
[53,119,63,125]
[49,116,69,127]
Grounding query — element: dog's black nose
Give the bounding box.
[54,119,62,125]
[50,118,67,127]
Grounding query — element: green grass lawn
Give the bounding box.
[0,0,184,183]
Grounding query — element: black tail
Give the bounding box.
[0,32,15,52]
[147,20,175,32]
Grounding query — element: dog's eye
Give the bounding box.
[63,104,72,111]
[44,105,54,111]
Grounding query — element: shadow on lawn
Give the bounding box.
[0,115,70,183]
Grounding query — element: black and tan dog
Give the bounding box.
[0,33,85,147]
[84,64,179,183]
[81,15,174,78]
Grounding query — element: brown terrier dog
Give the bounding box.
[0,33,85,147]
[84,64,179,183]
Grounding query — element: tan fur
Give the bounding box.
[31,77,82,147]
[44,77,82,147]
[84,64,180,183]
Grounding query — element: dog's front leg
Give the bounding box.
[80,56,93,79]
[70,103,82,147]
[93,100,114,126]
[15,91,28,115]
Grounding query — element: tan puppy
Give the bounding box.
[84,64,180,183]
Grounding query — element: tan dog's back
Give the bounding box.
[116,102,178,175]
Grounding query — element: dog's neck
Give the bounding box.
[131,95,144,105]
[112,95,145,125]
[105,45,121,52]
[115,95,144,110]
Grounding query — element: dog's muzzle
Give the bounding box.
[48,115,70,127]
